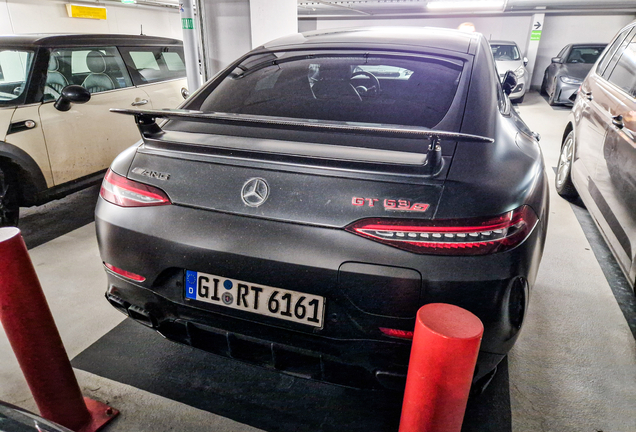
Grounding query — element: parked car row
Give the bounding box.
[0,34,187,227]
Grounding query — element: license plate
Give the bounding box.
[185,270,325,328]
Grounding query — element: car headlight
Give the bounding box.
[514,66,525,78]
[560,76,582,85]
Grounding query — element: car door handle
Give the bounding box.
[131,99,149,106]
[584,91,593,101]
[612,115,624,129]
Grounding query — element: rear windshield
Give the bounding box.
[566,46,605,64]
[198,53,464,129]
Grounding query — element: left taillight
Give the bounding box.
[104,262,146,282]
[345,205,538,256]
[100,169,171,207]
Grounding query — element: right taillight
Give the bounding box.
[100,169,171,207]
[345,205,538,256]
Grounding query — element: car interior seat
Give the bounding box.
[581,54,596,63]
[311,64,362,101]
[568,50,584,63]
[82,51,115,93]
[45,55,69,98]
[496,47,512,60]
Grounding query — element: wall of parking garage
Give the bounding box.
[300,12,636,89]
[0,0,181,39]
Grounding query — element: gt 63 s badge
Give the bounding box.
[351,197,430,212]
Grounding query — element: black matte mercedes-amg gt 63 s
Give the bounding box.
[95,27,548,390]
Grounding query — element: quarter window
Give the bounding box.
[598,27,635,78]
[606,33,636,97]
[120,47,186,85]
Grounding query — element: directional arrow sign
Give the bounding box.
[534,22,542,29]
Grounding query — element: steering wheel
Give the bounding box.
[350,71,381,97]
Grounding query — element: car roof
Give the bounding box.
[0,34,182,48]
[489,40,518,46]
[263,27,480,54]
[570,43,606,48]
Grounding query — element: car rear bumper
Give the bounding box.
[95,198,544,389]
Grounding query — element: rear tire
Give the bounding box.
[0,164,19,227]
[556,131,578,198]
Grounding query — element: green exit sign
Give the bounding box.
[182,18,194,30]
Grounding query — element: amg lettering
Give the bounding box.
[132,167,171,181]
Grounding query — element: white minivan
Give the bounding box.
[0,34,188,226]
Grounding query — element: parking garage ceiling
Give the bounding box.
[99,1,636,16]
[297,0,636,17]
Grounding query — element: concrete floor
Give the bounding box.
[1,91,635,431]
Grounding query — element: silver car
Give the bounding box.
[490,40,528,103]
[540,43,606,106]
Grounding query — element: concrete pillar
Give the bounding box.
[197,0,298,80]
[180,0,202,93]
[524,12,545,89]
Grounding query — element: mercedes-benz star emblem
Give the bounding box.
[241,178,269,207]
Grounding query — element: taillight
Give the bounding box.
[104,263,146,282]
[345,205,538,256]
[100,169,171,207]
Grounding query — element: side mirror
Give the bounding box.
[523,56,529,67]
[54,85,91,112]
[181,87,189,99]
[551,57,563,64]
[502,70,517,95]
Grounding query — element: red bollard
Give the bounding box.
[0,227,118,432]
[399,303,483,432]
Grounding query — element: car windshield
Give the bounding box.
[198,53,464,129]
[490,44,521,61]
[566,46,604,64]
[0,49,33,103]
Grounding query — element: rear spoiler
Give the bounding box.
[111,108,494,174]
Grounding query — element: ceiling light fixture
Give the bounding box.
[427,0,505,11]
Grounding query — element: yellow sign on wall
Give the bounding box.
[66,4,107,20]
